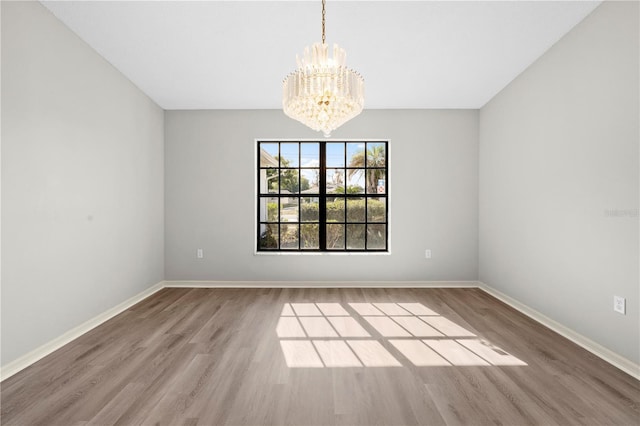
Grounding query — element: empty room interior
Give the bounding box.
[1,0,639,425]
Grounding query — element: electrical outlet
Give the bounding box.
[197,248,204,259]
[425,249,432,259]
[613,296,625,314]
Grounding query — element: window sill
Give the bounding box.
[254,251,391,256]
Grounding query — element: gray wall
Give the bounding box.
[1,2,165,365]
[165,109,478,282]
[479,1,639,363]
[3,0,635,370]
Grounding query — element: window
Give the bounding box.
[257,141,388,252]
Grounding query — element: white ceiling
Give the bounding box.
[41,0,601,110]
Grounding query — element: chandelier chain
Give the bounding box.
[322,0,326,44]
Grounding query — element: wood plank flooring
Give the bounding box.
[1,288,638,425]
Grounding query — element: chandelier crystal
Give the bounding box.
[283,0,364,137]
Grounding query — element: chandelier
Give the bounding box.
[282,0,364,137]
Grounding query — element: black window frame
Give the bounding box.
[256,140,389,253]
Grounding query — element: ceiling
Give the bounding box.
[41,0,601,110]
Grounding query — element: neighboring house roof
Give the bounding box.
[260,148,278,167]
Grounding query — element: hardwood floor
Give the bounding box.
[1,288,638,425]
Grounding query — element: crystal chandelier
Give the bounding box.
[282,0,364,137]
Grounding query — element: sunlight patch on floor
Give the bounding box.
[327,316,371,337]
[390,316,443,337]
[348,303,385,316]
[276,317,306,338]
[372,303,412,316]
[420,316,476,337]
[397,302,439,316]
[363,316,412,337]
[316,303,350,316]
[313,340,363,367]
[280,340,324,368]
[298,317,338,338]
[346,340,402,367]
[423,339,490,366]
[276,302,527,368]
[291,303,322,316]
[389,340,450,366]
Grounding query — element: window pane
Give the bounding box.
[326,143,345,167]
[347,143,365,166]
[367,142,386,167]
[346,224,365,249]
[300,197,319,222]
[367,224,386,249]
[326,169,345,194]
[280,198,299,223]
[260,168,278,194]
[301,169,319,193]
[366,170,386,194]
[281,224,299,249]
[260,144,279,167]
[280,169,299,194]
[367,198,386,222]
[327,198,345,222]
[280,143,299,167]
[260,197,279,222]
[259,224,278,249]
[301,224,319,249]
[346,170,365,194]
[301,143,319,167]
[346,198,365,222]
[327,224,345,249]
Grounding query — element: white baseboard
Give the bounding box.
[0,281,165,382]
[164,280,480,288]
[479,282,640,380]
